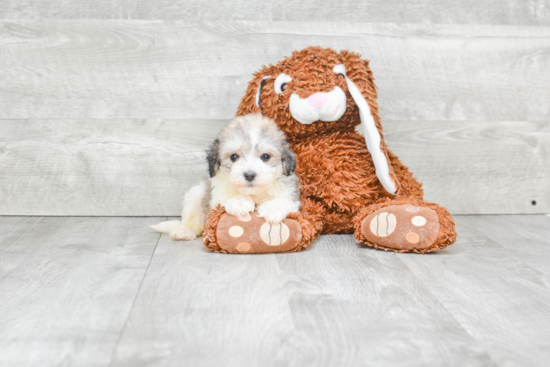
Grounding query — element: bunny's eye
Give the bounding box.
[274,73,292,94]
[337,73,345,78]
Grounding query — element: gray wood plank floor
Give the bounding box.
[1,215,549,367]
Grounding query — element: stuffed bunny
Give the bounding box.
[203,46,457,254]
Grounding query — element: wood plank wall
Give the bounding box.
[0,2,549,215]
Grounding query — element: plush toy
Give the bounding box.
[203,46,457,254]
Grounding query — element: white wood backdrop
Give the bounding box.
[0,2,549,215]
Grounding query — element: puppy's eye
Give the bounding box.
[261,154,270,162]
[230,154,239,162]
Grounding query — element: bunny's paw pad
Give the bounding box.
[361,204,440,251]
[215,212,302,254]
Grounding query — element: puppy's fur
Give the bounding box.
[152,113,300,240]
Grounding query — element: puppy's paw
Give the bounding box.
[170,225,197,241]
[257,201,289,224]
[224,196,255,218]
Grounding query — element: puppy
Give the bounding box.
[152,113,301,240]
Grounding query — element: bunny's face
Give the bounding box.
[237,47,380,140]
[237,46,398,195]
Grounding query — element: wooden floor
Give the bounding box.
[1,215,549,367]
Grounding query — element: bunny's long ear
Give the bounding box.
[236,67,272,116]
[335,53,398,195]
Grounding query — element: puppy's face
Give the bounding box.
[207,114,296,196]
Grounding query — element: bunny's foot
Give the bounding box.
[203,206,315,254]
[354,198,456,253]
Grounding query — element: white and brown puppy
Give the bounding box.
[152,113,300,240]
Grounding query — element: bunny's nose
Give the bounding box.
[307,92,328,110]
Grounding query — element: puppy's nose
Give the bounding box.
[244,172,256,182]
[307,92,328,110]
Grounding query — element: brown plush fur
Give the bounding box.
[202,205,227,253]
[211,46,456,253]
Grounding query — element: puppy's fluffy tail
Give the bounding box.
[150,220,181,234]
[151,179,210,240]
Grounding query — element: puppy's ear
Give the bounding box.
[282,146,296,176]
[206,139,220,178]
